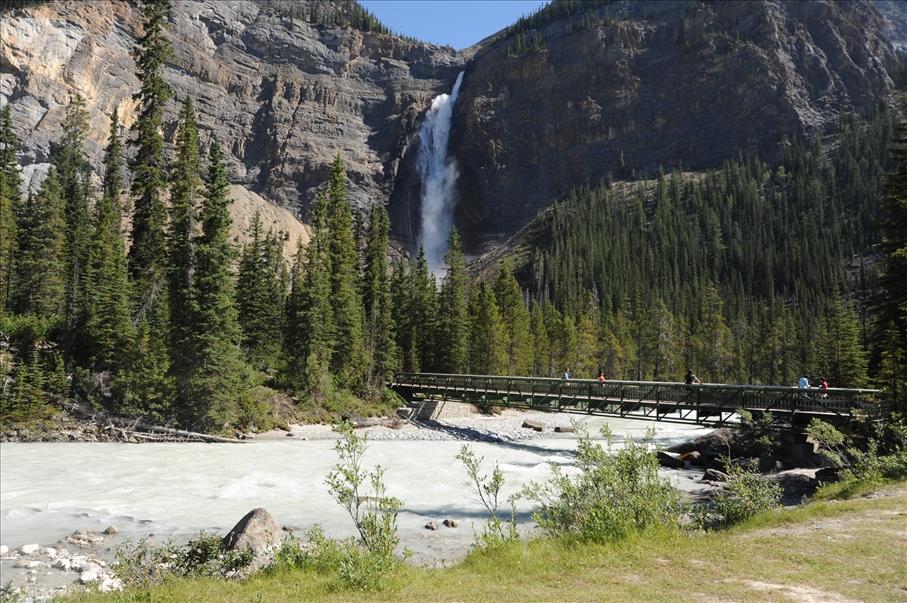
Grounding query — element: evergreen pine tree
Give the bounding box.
[12,170,66,318]
[530,302,551,376]
[129,0,173,317]
[187,140,248,429]
[326,154,365,386]
[823,294,868,387]
[494,264,533,375]
[284,193,335,393]
[438,229,469,372]
[410,247,438,371]
[875,121,907,406]
[390,261,416,371]
[362,203,397,382]
[55,95,93,353]
[84,109,134,370]
[236,211,285,369]
[167,98,200,400]
[468,281,507,374]
[0,105,21,315]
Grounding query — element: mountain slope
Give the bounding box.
[449,0,897,250]
[1,0,902,255]
[0,0,465,215]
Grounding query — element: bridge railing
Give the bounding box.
[390,372,887,420]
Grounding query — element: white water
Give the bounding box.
[0,417,709,563]
[417,72,465,277]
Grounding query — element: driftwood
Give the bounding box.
[104,416,246,444]
[348,417,406,429]
[65,402,245,444]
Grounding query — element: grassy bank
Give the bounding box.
[68,483,907,603]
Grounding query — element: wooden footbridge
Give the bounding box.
[389,372,888,426]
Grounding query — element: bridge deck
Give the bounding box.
[389,373,887,426]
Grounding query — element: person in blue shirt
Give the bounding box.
[798,375,810,389]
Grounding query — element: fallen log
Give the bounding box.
[65,403,245,443]
[348,417,402,429]
[108,417,245,444]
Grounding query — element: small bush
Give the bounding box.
[112,533,253,588]
[292,422,405,590]
[738,409,778,457]
[457,445,520,549]
[523,426,685,543]
[711,463,782,526]
[113,538,182,587]
[807,418,907,483]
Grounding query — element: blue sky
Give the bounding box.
[359,1,550,49]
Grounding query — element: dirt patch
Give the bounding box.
[726,579,861,603]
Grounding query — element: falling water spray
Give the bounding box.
[417,71,465,277]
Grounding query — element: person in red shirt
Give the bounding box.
[819,377,829,398]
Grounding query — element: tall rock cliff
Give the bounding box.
[1,0,901,254]
[0,0,465,217]
[447,0,897,250]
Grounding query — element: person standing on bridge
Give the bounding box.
[819,376,829,398]
[798,375,810,389]
[598,371,606,384]
[562,368,570,380]
[684,369,701,385]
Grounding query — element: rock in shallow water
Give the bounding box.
[53,558,71,571]
[18,543,39,555]
[0,545,8,555]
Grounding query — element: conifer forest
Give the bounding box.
[1,0,906,435]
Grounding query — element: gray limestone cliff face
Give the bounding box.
[0,0,901,255]
[448,0,896,250]
[0,0,466,220]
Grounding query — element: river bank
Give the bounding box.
[63,482,907,603]
[0,413,712,600]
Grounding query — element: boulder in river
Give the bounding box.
[522,419,546,432]
[103,525,118,535]
[657,451,685,468]
[442,519,459,528]
[0,545,8,556]
[221,508,283,558]
[425,521,439,530]
[679,451,702,464]
[18,543,39,555]
[554,425,576,433]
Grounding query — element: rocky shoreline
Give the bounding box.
[0,529,123,602]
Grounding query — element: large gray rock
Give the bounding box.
[668,428,736,459]
[657,451,685,469]
[221,508,283,557]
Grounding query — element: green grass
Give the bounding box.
[66,482,907,602]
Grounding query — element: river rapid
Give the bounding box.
[0,416,711,566]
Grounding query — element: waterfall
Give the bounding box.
[417,71,465,277]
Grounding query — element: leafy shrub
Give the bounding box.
[281,422,405,590]
[457,445,520,549]
[112,533,253,588]
[523,426,685,542]
[711,463,782,526]
[737,409,778,457]
[113,538,182,587]
[808,417,907,484]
